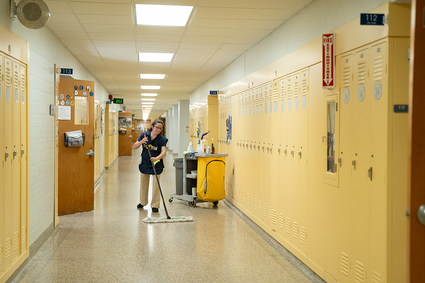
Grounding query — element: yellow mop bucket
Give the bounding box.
[197,157,226,202]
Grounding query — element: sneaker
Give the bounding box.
[152,207,159,213]
[137,203,144,209]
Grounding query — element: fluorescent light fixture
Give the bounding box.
[140,74,166,79]
[141,93,158,97]
[142,98,156,101]
[143,102,154,105]
[139,53,173,62]
[143,113,149,120]
[136,4,193,26]
[141,85,161,89]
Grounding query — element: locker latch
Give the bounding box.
[338,158,342,167]
[352,160,356,170]
[368,167,373,181]
[21,150,25,157]
[5,153,9,162]
[13,151,17,159]
[291,150,294,157]
[298,151,302,158]
[284,149,287,156]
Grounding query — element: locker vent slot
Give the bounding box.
[263,203,267,217]
[293,221,298,239]
[371,271,382,283]
[285,217,291,234]
[258,200,262,212]
[254,198,257,211]
[373,56,384,81]
[357,61,367,84]
[340,252,349,277]
[273,88,278,102]
[355,261,365,283]
[343,64,352,87]
[5,238,11,259]
[294,79,299,96]
[300,226,306,245]
[256,94,258,107]
[287,81,292,97]
[13,231,19,251]
[280,79,285,99]
[271,209,277,225]
[301,77,308,96]
[279,213,284,229]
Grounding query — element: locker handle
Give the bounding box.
[338,158,341,167]
[352,160,356,170]
[13,151,17,159]
[5,153,9,162]
[368,167,373,181]
[291,150,294,157]
[21,150,25,157]
[278,148,281,154]
[284,149,287,155]
[298,151,302,158]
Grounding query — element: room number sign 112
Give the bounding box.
[360,13,385,26]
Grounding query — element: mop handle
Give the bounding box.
[144,136,171,219]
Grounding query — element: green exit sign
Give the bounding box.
[113,98,124,104]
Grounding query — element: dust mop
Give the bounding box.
[142,141,193,224]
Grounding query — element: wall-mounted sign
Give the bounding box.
[60,68,73,75]
[113,98,124,104]
[322,33,335,89]
[360,13,385,26]
[210,90,218,95]
[394,104,409,113]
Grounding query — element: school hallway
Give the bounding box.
[9,148,323,283]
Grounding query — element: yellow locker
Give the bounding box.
[278,76,288,238]
[337,52,354,283]
[269,80,280,230]
[0,52,4,274]
[11,60,21,262]
[260,86,269,225]
[298,69,309,253]
[3,56,12,269]
[368,41,388,283]
[283,76,293,240]
[19,63,27,253]
[351,47,371,283]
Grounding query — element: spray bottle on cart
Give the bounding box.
[211,138,215,154]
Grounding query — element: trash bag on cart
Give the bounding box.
[197,157,226,202]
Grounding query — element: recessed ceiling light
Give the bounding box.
[140,74,166,79]
[143,102,154,105]
[141,85,161,89]
[141,93,158,97]
[135,4,193,27]
[142,98,156,101]
[139,53,174,62]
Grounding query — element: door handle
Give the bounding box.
[86,149,94,157]
[418,205,425,226]
[352,160,356,170]
[368,167,373,181]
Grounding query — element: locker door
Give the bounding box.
[278,76,287,237]
[351,48,371,283]
[298,69,309,253]
[269,80,280,230]
[369,41,388,283]
[11,60,21,261]
[3,56,12,269]
[337,53,354,283]
[291,73,300,247]
[0,52,4,273]
[259,87,268,223]
[19,63,27,254]
[283,76,293,239]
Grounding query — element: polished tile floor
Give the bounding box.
[11,149,325,283]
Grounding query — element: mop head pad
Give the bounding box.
[143,216,193,224]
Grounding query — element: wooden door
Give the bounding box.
[58,78,95,215]
[408,0,425,282]
[94,102,100,181]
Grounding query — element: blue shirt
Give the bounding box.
[138,131,168,174]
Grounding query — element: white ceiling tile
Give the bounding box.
[176,49,217,55]
[182,35,228,44]
[47,23,84,33]
[89,33,135,41]
[70,0,132,3]
[53,32,90,39]
[220,43,251,50]
[60,39,92,46]
[67,45,99,56]
[261,0,313,10]
[195,7,256,20]
[92,40,135,48]
[44,1,73,13]
[136,26,185,35]
[199,0,264,8]
[226,36,262,45]
[251,9,294,21]
[85,24,134,33]
[78,15,133,25]
[189,18,245,28]
[241,20,283,30]
[232,29,272,38]
[70,3,132,15]
[185,27,236,37]
[133,0,197,5]
[136,34,182,42]
[179,42,223,49]
[136,42,179,50]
